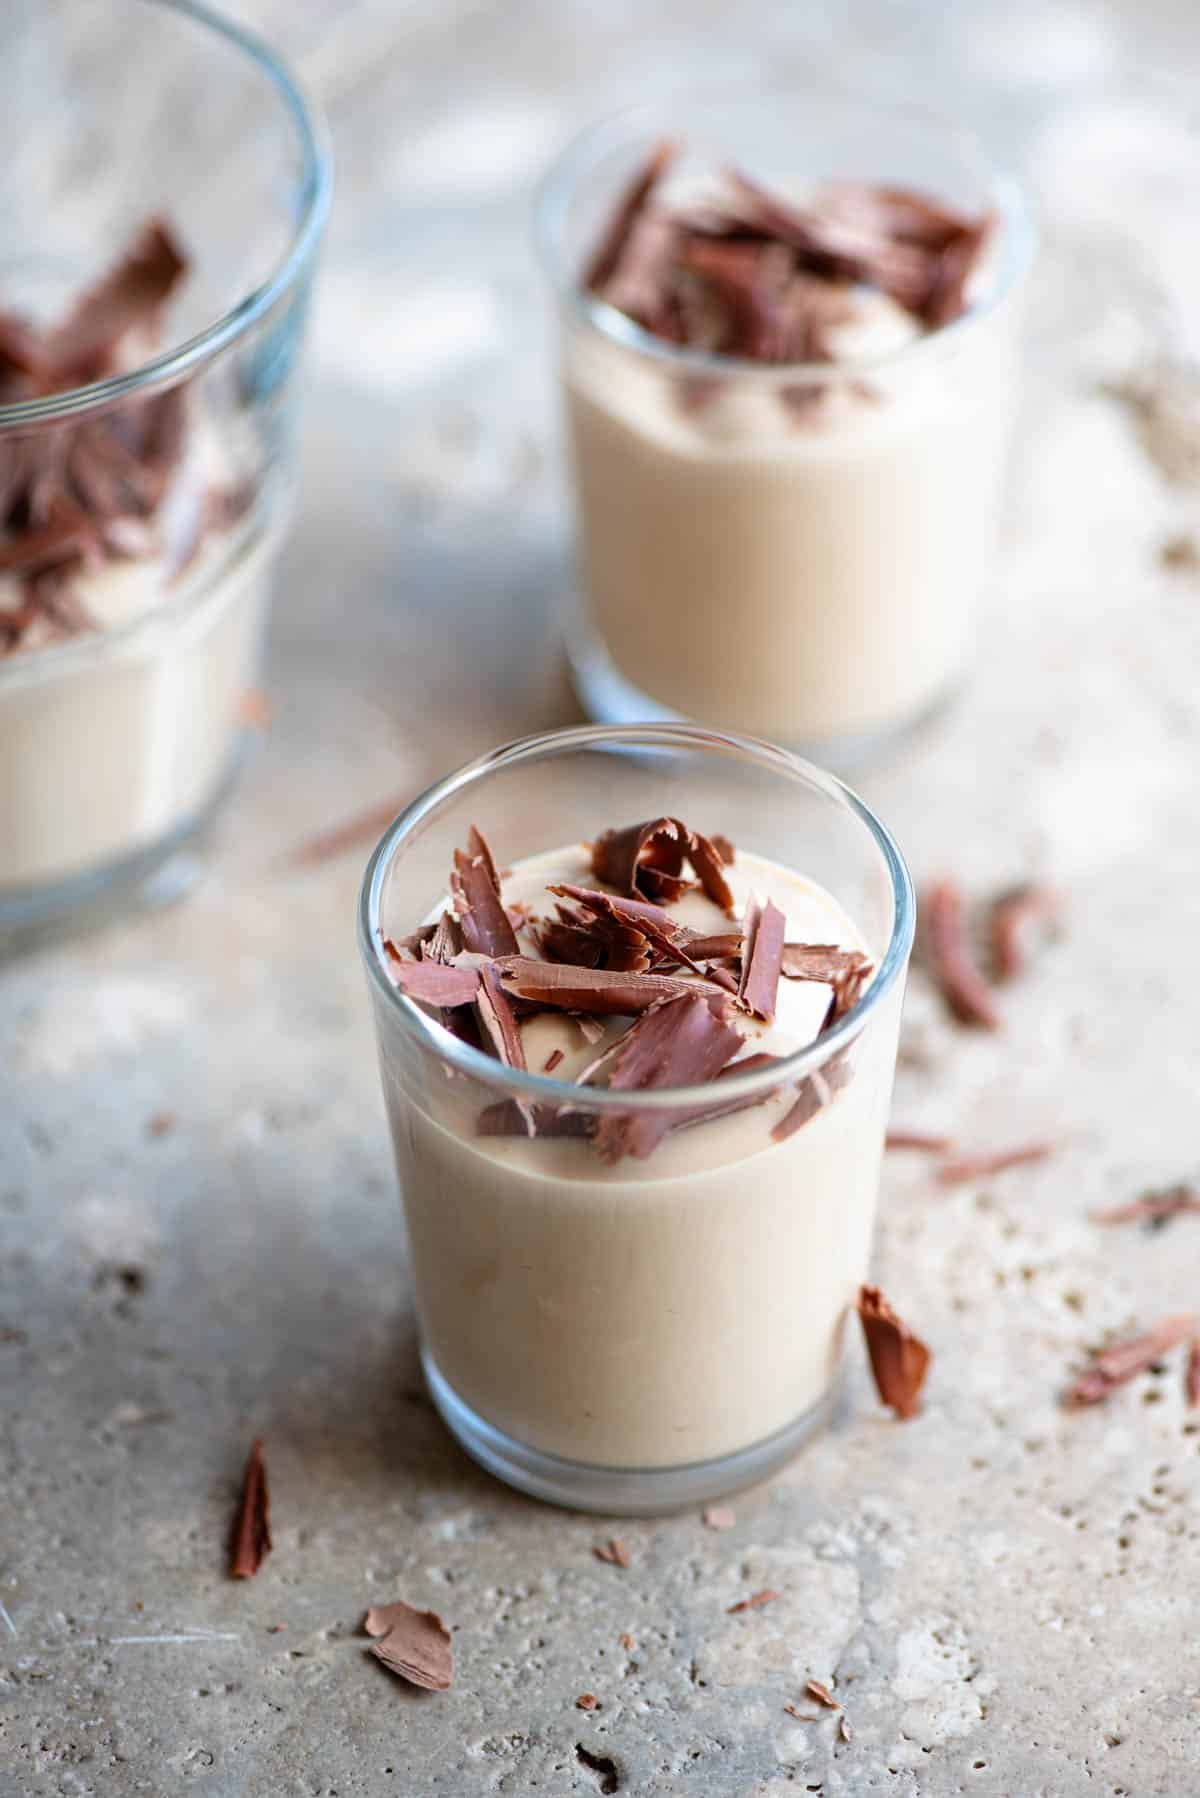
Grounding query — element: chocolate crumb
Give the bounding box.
[145,1110,176,1139]
[937,1141,1054,1186]
[727,1588,780,1613]
[838,1712,853,1743]
[1063,1314,1198,1408]
[923,879,1001,1029]
[856,1285,931,1420]
[229,1438,271,1579]
[1160,532,1200,572]
[1187,1341,1200,1409]
[702,1505,736,1531]
[363,1598,454,1691]
[543,1047,565,1074]
[576,1693,601,1711]
[593,1538,632,1568]
[618,1633,636,1652]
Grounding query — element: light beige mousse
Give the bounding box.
[378,841,903,1470]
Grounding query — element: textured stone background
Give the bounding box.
[4,1,1200,1793]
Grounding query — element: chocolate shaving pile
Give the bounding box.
[582,142,993,386]
[0,217,215,657]
[363,1598,454,1691]
[229,1438,271,1579]
[856,1285,931,1420]
[384,820,872,1161]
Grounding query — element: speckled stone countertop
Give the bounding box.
[4,2,1200,1794]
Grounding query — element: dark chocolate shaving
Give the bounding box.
[687,828,736,915]
[591,817,691,903]
[923,879,1001,1030]
[229,1438,271,1578]
[549,883,705,973]
[476,1101,595,1140]
[856,1286,931,1420]
[781,943,872,984]
[494,956,702,1015]
[383,953,481,1009]
[583,140,677,295]
[738,896,786,1022]
[46,217,188,382]
[595,992,743,1162]
[1063,1315,1197,1408]
[451,827,519,958]
[364,1598,454,1692]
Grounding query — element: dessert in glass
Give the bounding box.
[537,90,1034,764]
[0,0,330,941]
[359,724,914,1513]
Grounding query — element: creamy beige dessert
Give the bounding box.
[376,818,903,1470]
[0,220,272,894]
[563,150,1019,747]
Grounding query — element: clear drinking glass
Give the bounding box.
[537,89,1034,767]
[0,0,330,943]
[359,723,915,1514]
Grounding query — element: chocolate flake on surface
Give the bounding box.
[989,882,1063,982]
[838,1712,853,1744]
[1092,1184,1200,1229]
[363,1598,454,1691]
[382,953,481,1009]
[1187,1341,1200,1408]
[593,1538,632,1567]
[702,1505,736,1531]
[576,1693,601,1711]
[727,1588,780,1614]
[805,1678,840,1710]
[1064,1315,1199,1408]
[229,1438,271,1579]
[923,878,1001,1029]
[936,1140,1054,1186]
[452,827,519,958]
[886,1129,953,1153]
[738,895,786,1021]
[595,991,743,1162]
[856,1285,931,1420]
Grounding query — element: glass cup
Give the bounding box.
[537,89,1034,767]
[0,0,330,944]
[359,723,915,1513]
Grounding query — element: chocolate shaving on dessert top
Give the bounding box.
[474,961,527,1072]
[583,140,678,295]
[383,953,481,1009]
[476,1099,595,1140]
[856,1284,931,1419]
[738,895,786,1022]
[781,943,871,984]
[595,991,743,1162]
[452,827,519,958]
[0,216,248,659]
[590,817,737,913]
[494,956,702,1015]
[583,152,993,362]
[229,1438,271,1579]
[364,1598,454,1692]
[549,883,707,973]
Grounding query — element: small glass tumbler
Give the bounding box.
[537,89,1034,766]
[359,723,915,1514]
[0,0,330,943]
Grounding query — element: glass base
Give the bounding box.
[566,617,958,775]
[422,1348,841,1516]
[0,745,245,958]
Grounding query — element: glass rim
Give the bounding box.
[0,0,332,431]
[533,82,1035,385]
[357,721,916,1113]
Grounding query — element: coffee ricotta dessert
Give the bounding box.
[373,816,903,1471]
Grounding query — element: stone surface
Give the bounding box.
[4,1,1200,1794]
